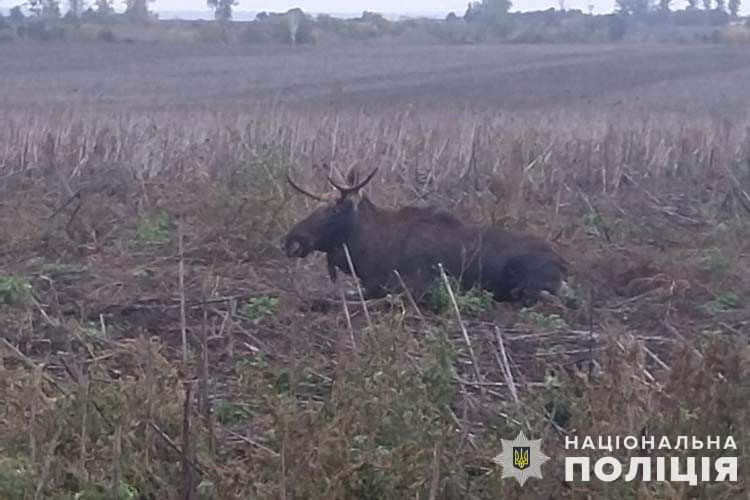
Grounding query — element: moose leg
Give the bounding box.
[498,253,565,304]
[392,268,434,304]
[510,286,541,307]
[337,282,386,302]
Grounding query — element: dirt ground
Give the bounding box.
[3,41,750,115]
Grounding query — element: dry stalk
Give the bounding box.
[280,426,288,500]
[143,332,154,469]
[181,380,195,500]
[493,327,520,407]
[393,269,427,328]
[200,302,214,454]
[224,429,280,458]
[428,425,446,500]
[178,216,188,366]
[148,421,206,477]
[110,421,123,495]
[643,345,670,372]
[339,281,356,351]
[342,243,372,330]
[79,371,90,482]
[224,298,237,358]
[437,263,484,393]
[29,365,41,464]
[33,412,65,500]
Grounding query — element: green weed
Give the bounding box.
[134,212,172,245]
[700,247,730,274]
[0,456,35,499]
[215,400,254,426]
[428,277,494,315]
[519,309,569,329]
[583,212,620,243]
[704,292,743,314]
[240,295,279,323]
[0,276,32,306]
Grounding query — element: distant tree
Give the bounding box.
[714,0,726,10]
[702,0,712,9]
[42,0,61,18]
[26,0,61,18]
[125,0,153,22]
[686,0,699,7]
[727,0,740,16]
[608,13,628,39]
[207,0,236,22]
[287,8,302,44]
[464,0,513,35]
[94,0,113,15]
[67,0,82,16]
[658,0,671,11]
[62,9,79,22]
[27,0,42,16]
[9,5,25,21]
[615,0,649,15]
[465,0,512,21]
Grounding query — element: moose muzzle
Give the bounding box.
[283,234,311,258]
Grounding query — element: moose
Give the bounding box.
[283,167,567,304]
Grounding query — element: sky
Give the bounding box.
[0,0,747,16]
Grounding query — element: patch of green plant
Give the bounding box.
[78,322,109,343]
[273,367,291,394]
[541,371,574,428]
[29,259,86,276]
[519,309,568,329]
[0,275,32,306]
[703,292,743,314]
[583,212,620,243]
[91,382,129,423]
[215,400,254,426]
[422,336,458,409]
[134,212,172,245]
[196,480,217,500]
[54,482,139,500]
[428,277,493,315]
[0,455,36,499]
[240,295,279,322]
[558,279,582,309]
[235,353,270,374]
[348,463,391,500]
[699,247,730,274]
[297,368,333,398]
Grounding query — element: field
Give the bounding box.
[1,40,749,499]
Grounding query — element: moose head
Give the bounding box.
[283,167,378,260]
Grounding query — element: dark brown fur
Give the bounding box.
[283,171,567,304]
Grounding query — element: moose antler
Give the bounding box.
[328,167,379,195]
[286,173,326,201]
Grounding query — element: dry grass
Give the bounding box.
[0,42,749,499]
